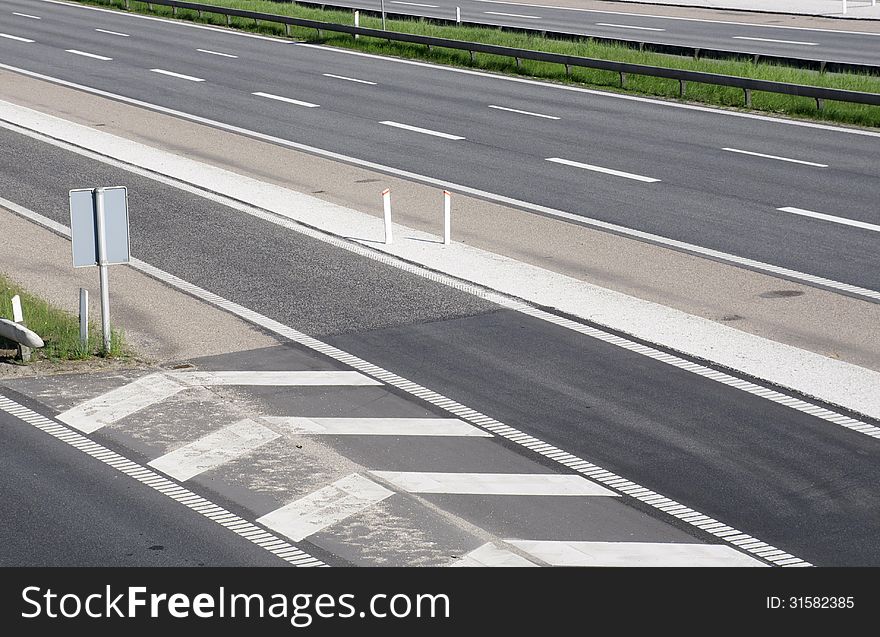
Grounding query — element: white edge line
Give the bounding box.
[0,395,327,567]
[732,36,819,46]
[777,207,880,233]
[488,104,560,119]
[722,147,828,167]
[484,11,543,19]
[0,188,815,567]
[0,63,876,306]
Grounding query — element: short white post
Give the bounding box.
[381,0,387,30]
[456,6,461,23]
[95,188,112,355]
[842,0,847,14]
[79,288,89,349]
[354,10,360,38]
[443,191,451,245]
[382,188,393,245]
[11,295,23,323]
[11,295,30,362]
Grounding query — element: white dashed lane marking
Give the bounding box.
[257,473,394,542]
[0,33,35,42]
[150,68,205,82]
[252,92,320,108]
[265,416,493,437]
[508,540,767,566]
[322,73,377,85]
[95,28,130,37]
[370,472,617,496]
[488,104,560,120]
[546,157,661,183]
[380,121,465,140]
[777,207,880,233]
[196,48,238,58]
[66,49,112,61]
[722,147,828,167]
[596,23,665,31]
[148,419,281,482]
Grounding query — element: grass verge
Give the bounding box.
[0,273,127,361]
[72,0,880,127]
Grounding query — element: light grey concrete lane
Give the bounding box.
[3,36,877,292]
[0,397,287,566]
[16,0,880,66]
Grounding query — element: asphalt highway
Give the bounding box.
[1,0,879,298]
[2,127,880,565]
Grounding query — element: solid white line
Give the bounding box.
[196,48,238,58]
[95,28,130,37]
[151,68,205,82]
[0,395,326,567]
[257,474,393,541]
[170,370,381,386]
[547,157,660,183]
[322,73,376,85]
[66,49,112,61]
[148,419,281,481]
[721,147,827,167]
[733,36,819,46]
[380,120,465,140]
[370,472,617,495]
[390,1,439,6]
[12,12,42,19]
[488,104,559,120]
[450,542,539,567]
[777,207,880,234]
[56,373,185,433]
[0,33,34,43]
[596,23,665,31]
[484,11,542,19]
[264,416,493,437]
[508,541,767,567]
[252,91,319,108]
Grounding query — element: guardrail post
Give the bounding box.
[226,14,231,27]
[172,6,177,16]
[816,98,825,111]
[382,189,393,245]
[679,79,686,97]
[744,88,752,107]
[198,10,202,19]
[753,54,760,65]
[285,23,291,36]
[564,64,571,77]
[148,3,153,11]
[620,71,627,88]
[470,50,476,63]
[820,61,827,74]
[124,0,130,9]
[515,57,521,69]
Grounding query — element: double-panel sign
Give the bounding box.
[69,186,131,268]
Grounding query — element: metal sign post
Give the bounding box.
[69,186,130,355]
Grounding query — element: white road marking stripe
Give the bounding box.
[509,540,767,566]
[56,373,185,433]
[450,543,540,567]
[66,49,112,61]
[733,36,819,46]
[12,12,42,19]
[547,157,660,183]
[196,48,238,58]
[777,207,880,233]
[485,11,542,19]
[380,120,465,140]
[596,23,665,31]
[0,33,34,42]
[148,419,280,481]
[488,104,560,119]
[722,147,827,167]
[322,73,377,85]
[170,370,381,386]
[151,68,205,82]
[370,472,616,495]
[95,28,130,37]
[252,91,319,108]
[0,395,326,567]
[390,1,439,6]
[264,416,492,437]
[257,474,393,541]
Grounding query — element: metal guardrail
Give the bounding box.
[132,0,880,109]
[269,0,880,76]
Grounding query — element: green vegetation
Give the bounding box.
[77,0,880,127]
[0,274,126,361]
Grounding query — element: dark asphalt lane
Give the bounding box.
[0,398,286,566]
[3,127,880,565]
[0,0,878,293]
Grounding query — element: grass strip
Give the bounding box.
[0,273,127,361]
[70,0,880,127]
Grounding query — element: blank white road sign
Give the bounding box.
[69,187,131,268]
